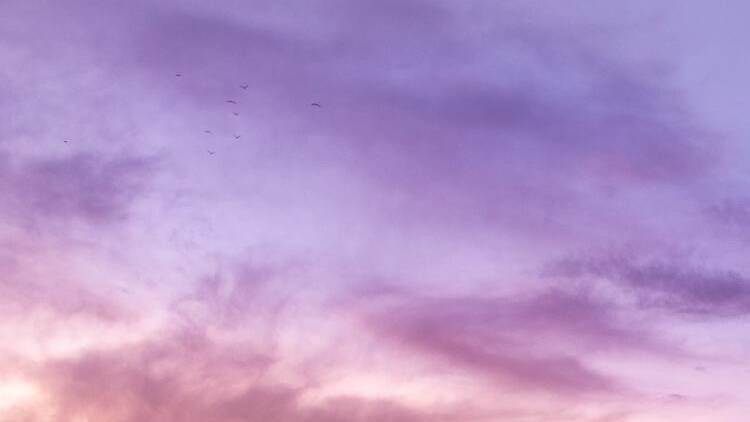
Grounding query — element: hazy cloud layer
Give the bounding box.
[2,1,750,421]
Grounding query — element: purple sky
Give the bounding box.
[2,1,750,421]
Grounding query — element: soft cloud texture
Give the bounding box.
[0,152,155,225]
[2,1,750,421]
[550,254,750,316]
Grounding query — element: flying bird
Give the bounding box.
[240,85,249,90]
[208,150,216,155]
[226,100,237,104]
[233,112,239,116]
[63,140,70,144]
[233,135,241,140]
[204,130,212,134]
[311,103,322,108]
[175,73,183,77]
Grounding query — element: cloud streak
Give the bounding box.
[350,285,675,397]
[550,254,750,317]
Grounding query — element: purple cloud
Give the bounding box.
[550,254,750,316]
[2,1,749,421]
[351,286,671,396]
[707,198,750,237]
[0,152,156,225]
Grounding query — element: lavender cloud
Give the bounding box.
[350,286,673,396]
[0,152,156,226]
[549,254,750,317]
[2,1,748,421]
[3,0,720,248]
[707,198,750,238]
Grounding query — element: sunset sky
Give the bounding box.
[2,1,750,421]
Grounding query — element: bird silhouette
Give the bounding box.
[208,150,216,155]
[226,100,237,104]
[204,130,212,134]
[233,135,241,140]
[175,73,183,77]
[240,85,249,90]
[311,103,322,107]
[63,140,70,144]
[233,112,239,116]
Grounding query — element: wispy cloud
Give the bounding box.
[349,284,676,396]
[549,254,750,317]
[1,0,748,421]
[0,152,156,231]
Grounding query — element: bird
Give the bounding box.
[208,150,216,155]
[233,112,239,116]
[175,73,183,77]
[311,103,322,108]
[240,85,249,90]
[233,135,241,140]
[226,100,237,104]
[63,140,70,144]
[204,130,212,134]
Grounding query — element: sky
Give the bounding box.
[1,1,750,421]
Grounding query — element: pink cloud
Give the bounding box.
[349,285,677,396]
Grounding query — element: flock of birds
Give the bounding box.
[64,73,322,155]
[176,72,322,156]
